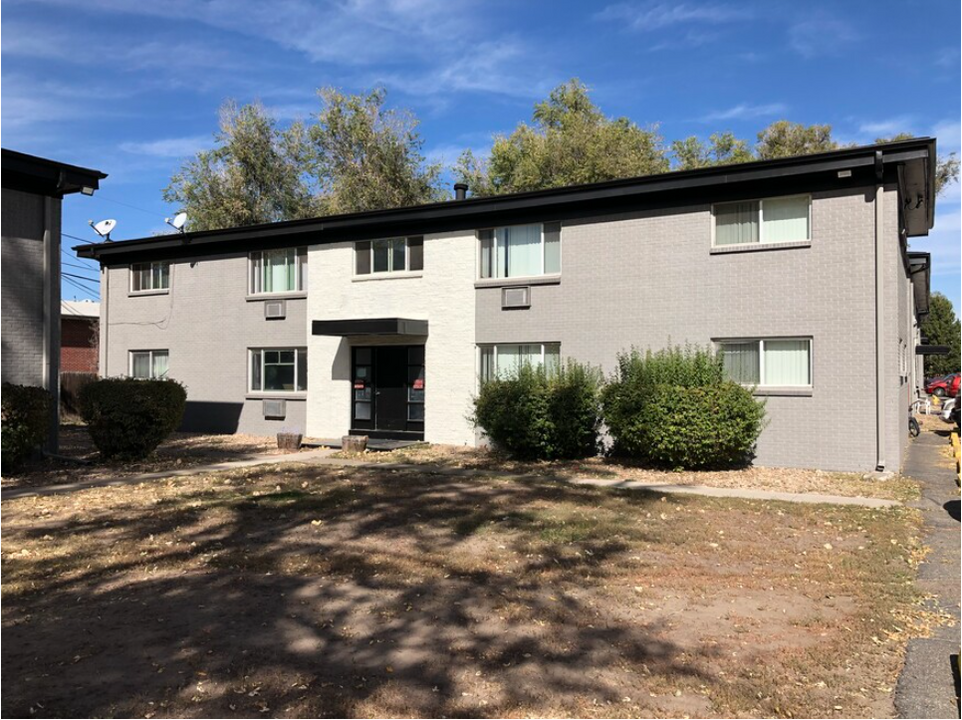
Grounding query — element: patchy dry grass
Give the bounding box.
[333,444,921,503]
[1,425,283,490]
[1,461,939,718]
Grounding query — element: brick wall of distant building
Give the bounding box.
[61,316,98,373]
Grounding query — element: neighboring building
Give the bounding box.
[77,139,937,472]
[60,300,100,374]
[2,149,106,451]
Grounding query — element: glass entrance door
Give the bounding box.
[351,345,425,439]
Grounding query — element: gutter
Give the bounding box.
[874,151,886,472]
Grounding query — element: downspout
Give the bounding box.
[42,195,61,453]
[874,151,886,471]
[101,264,109,377]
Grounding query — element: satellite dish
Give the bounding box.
[89,218,117,241]
[165,211,188,232]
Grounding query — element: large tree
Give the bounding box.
[454,79,669,196]
[165,88,443,231]
[921,293,961,377]
[164,102,319,232]
[310,87,445,214]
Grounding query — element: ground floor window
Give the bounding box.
[717,338,812,387]
[478,343,561,382]
[250,348,307,392]
[129,350,169,379]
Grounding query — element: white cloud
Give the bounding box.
[120,136,213,157]
[596,2,750,31]
[932,120,961,152]
[788,14,858,58]
[856,116,916,138]
[700,102,786,122]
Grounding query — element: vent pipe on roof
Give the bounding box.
[454,183,468,201]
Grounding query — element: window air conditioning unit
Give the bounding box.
[264,299,286,319]
[263,399,286,419]
[501,286,531,309]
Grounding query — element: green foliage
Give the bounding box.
[1,384,50,472]
[164,102,320,232]
[755,121,838,159]
[473,360,602,460]
[921,292,961,376]
[874,133,959,196]
[311,87,446,214]
[165,88,444,231]
[455,79,669,196]
[601,346,765,468]
[672,132,755,170]
[79,378,187,460]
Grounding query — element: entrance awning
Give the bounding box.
[312,318,428,337]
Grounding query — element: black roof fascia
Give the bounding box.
[312,318,429,337]
[77,138,935,263]
[2,148,107,197]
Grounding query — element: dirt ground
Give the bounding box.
[334,444,921,502]
[1,461,942,718]
[1,425,281,490]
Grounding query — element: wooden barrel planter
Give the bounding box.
[342,435,368,453]
[276,432,303,451]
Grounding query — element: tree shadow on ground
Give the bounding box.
[3,465,710,718]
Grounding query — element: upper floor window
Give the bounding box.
[131,261,170,292]
[479,222,561,279]
[250,348,308,393]
[355,237,423,275]
[250,248,307,295]
[718,338,812,387]
[712,195,811,247]
[479,342,560,383]
[130,349,169,379]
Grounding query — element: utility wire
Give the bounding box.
[63,231,97,245]
[93,193,169,219]
[63,271,101,284]
[63,276,99,298]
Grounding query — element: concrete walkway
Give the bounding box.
[4,450,900,509]
[895,429,961,719]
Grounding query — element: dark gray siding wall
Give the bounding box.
[102,252,308,436]
[476,186,900,472]
[1,188,53,387]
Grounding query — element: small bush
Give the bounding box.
[79,378,187,459]
[1,384,51,472]
[602,345,765,468]
[473,361,601,460]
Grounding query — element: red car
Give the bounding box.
[926,373,960,397]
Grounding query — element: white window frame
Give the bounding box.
[128,349,169,379]
[477,221,562,280]
[710,194,812,248]
[716,337,813,388]
[371,238,408,274]
[130,261,170,293]
[477,342,561,383]
[248,347,308,394]
[249,248,307,296]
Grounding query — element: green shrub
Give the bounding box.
[79,378,187,459]
[602,345,765,468]
[1,384,51,472]
[473,361,601,460]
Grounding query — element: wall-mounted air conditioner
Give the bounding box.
[263,398,286,419]
[501,286,531,309]
[265,300,286,319]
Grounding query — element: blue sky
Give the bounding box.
[3,0,960,311]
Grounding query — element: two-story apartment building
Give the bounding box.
[78,139,938,472]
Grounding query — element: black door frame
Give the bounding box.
[350,345,425,440]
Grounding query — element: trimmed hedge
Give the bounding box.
[1,383,51,472]
[602,345,765,469]
[79,378,187,459]
[473,361,601,460]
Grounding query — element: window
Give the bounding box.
[129,350,169,379]
[355,237,423,275]
[250,348,308,392]
[250,248,307,294]
[718,338,812,387]
[479,222,561,279]
[131,261,170,292]
[479,343,560,382]
[713,195,810,247]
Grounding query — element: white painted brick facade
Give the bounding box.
[306,231,477,444]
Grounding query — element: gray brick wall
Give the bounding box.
[103,251,308,436]
[476,185,902,472]
[2,189,47,387]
